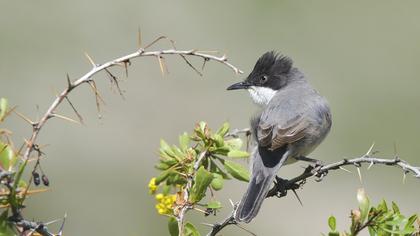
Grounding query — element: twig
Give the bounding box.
[266,154,420,198]
[20,45,243,165]
[206,204,238,236]
[4,36,242,236]
[14,219,55,236]
[177,150,208,235]
[207,148,420,235]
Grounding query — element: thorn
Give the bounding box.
[50,113,80,125]
[44,218,61,226]
[393,141,400,162]
[196,50,219,54]
[84,52,96,67]
[169,39,177,49]
[124,60,130,77]
[137,27,142,48]
[365,142,375,156]
[64,96,84,125]
[229,199,235,207]
[393,141,398,156]
[235,223,257,236]
[0,105,17,122]
[202,58,208,71]
[292,189,303,206]
[339,166,352,173]
[179,55,202,76]
[144,36,167,49]
[58,213,67,236]
[27,225,39,235]
[66,73,73,89]
[88,81,105,115]
[168,39,202,76]
[157,55,166,77]
[357,167,363,183]
[201,223,214,227]
[367,161,374,170]
[15,142,26,157]
[13,110,35,125]
[20,188,50,196]
[104,69,125,99]
[35,104,40,121]
[23,138,32,147]
[403,171,407,184]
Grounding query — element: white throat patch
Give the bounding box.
[247,86,277,106]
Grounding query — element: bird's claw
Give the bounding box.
[270,176,302,198]
[305,162,327,181]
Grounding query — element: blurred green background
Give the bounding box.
[1,0,420,235]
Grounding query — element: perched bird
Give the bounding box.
[227,51,332,223]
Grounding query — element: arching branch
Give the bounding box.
[206,143,420,236]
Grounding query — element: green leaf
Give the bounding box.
[327,233,339,236]
[357,188,370,223]
[179,132,190,151]
[168,217,179,236]
[212,134,224,147]
[210,173,224,191]
[18,179,27,189]
[212,146,230,156]
[166,173,187,185]
[189,166,214,203]
[379,225,415,234]
[171,145,185,160]
[207,200,222,209]
[391,201,400,214]
[155,162,171,170]
[216,122,230,137]
[225,138,242,150]
[160,139,172,152]
[160,139,179,160]
[194,121,208,140]
[184,222,201,236]
[368,226,375,236]
[404,214,418,230]
[161,157,178,166]
[0,210,15,236]
[155,169,171,185]
[377,199,388,212]
[384,214,405,227]
[224,160,250,182]
[227,150,249,159]
[199,121,207,133]
[0,142,17,171]
[328,216,337,231]
[0,98,8,122]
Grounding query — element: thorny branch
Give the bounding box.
[206,142,420,236]
[177,151,208,234]
[3,36,243,235]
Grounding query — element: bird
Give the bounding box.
[227,51,332,223]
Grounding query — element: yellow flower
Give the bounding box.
[154,194,176,215]
[148,177,158,194]
[155,193,164,200]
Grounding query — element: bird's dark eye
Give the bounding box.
[260,75,268,83]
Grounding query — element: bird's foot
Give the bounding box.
[266,176,302,198]
[310,164,328,182]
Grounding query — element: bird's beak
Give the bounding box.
[227,81,251,90]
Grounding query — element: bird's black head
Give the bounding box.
[227,51,293,91]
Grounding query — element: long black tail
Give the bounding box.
[235,146,288,223]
